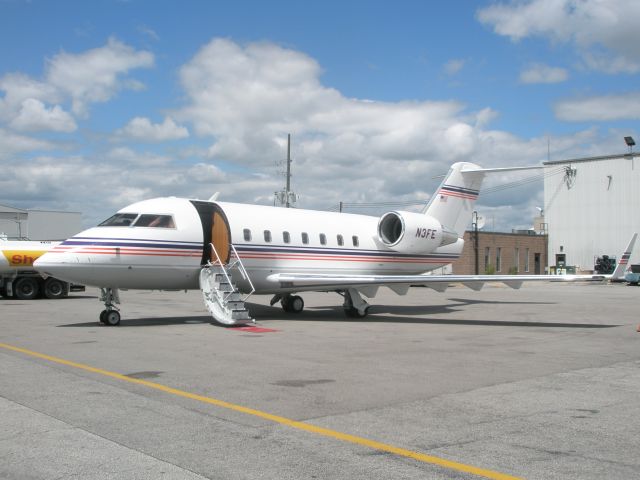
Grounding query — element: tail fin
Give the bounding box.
[423,162,485,236]
[611,233,637,280]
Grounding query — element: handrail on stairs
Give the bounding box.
[207,242,255,302]
[229,243,255,297]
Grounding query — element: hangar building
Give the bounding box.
[0,204,81,241]
[543,152,640,273]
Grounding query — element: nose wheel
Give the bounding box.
[99,288,121,326]
[100,309,121,326]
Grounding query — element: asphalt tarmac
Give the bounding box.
[1,282,639,480]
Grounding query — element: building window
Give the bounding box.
[352,235,359,247]
[319,233,326,245]
[243,228,251,241]
[514,247,520,273]
[484,247,490,269]
[525,248,530,272]
[337,234,344,246]
[283,231,290,244]
[496,247,502,272]
[264,230,272,243]
[301,232,309,244]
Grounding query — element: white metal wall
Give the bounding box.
[543,155,640,272]
[0,209,81,240]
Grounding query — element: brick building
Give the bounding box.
[451,231,548,275]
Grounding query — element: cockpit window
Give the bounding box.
[133,214,176,228]
[98,213,139,227]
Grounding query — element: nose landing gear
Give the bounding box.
[99,288,121,326]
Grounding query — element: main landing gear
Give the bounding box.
[99,287,121,326]
[342,288,370,318]
[271,294,305,313]
[270,289,371,318]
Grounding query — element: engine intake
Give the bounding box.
[377,211,458,254]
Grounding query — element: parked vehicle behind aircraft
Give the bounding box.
[0,240,84,299]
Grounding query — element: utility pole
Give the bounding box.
[274,134,297,208]
[285,134,292,208]
[472,211,479,275]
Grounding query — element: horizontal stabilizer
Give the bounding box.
[460,165,544,173]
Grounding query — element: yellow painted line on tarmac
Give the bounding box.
[0,342,522,480]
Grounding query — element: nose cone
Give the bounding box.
[34,249,84,284]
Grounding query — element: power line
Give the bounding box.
[329,167,566,211]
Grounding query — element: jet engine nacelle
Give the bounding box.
[377,211,459,254]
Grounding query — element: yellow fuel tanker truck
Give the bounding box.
[0,240,84,299]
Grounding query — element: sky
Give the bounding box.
[1,0,638,232]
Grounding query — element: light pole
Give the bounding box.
[472,211,479,275]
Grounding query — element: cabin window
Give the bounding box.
[283,231,291,244]
[133,214,175,228]
[243,229,252,241]
[337,234,344,246]
[319,233,327,245]
[264,230,272,243]
[301,232,309,244]
[98,213,138,227]
[352,235,359,247]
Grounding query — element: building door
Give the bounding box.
[534,253,541,274]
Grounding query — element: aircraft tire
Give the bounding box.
[345,306,369,318]
[44,278,66,299]
[289,295,304,313]
[104,310,121,326]
[99,310,108,324]
[14,277,39,300]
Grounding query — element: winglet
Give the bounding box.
[611,233,638,280]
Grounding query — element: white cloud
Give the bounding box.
[0,128,57,159]
[116,116,189,142]
[520,63,568,84]
[0,38,154,134]
[478,0,640,73]
[1,37,630,232]
[9,99,77,132]
[45,37,154,116]
[0,73,60,122]
[555,92,640,121]
[443,59,465,76]
[176,38,486,174]
[138,25,160,41]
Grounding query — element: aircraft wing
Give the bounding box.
[266,272,608,296]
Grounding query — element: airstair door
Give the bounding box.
[211,210,230,264]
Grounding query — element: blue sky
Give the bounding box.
[1,0,638,230]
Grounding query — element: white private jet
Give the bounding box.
[34,162,618,326]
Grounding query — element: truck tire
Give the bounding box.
[14,277,39,300]
[44,278,67,299]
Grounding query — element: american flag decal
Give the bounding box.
[438,184,479,200]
